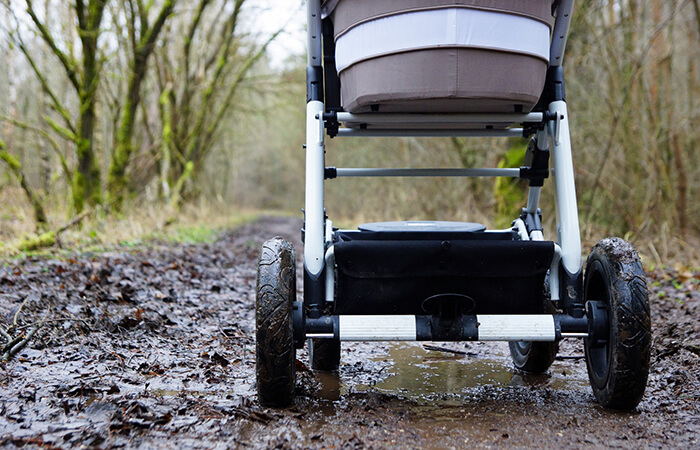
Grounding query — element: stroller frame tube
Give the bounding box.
[336,112,544,124]
[304,102,326,278]
[550,0,576,66]
[548,100,582,275]
[334,168,521,178]
[302,0,329,320]
[306,0,322,66]
[335,128,525,138]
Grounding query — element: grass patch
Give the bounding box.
[0,192,267,259]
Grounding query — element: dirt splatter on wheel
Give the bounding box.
[256,237,296,407]
[584,238,651,410]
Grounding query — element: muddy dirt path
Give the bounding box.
[1,216,698,448]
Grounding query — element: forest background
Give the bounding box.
[0,0,698,268]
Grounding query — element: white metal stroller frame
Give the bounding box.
[255,0,651,411]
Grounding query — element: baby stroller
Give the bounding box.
[256,0,651,410]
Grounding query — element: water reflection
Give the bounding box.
[350,343,585,400]
[315,371,341,401]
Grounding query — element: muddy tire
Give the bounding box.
[310,338,341,372]
[256,237,296,407]
[583,238,651,410]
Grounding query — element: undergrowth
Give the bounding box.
[0,187,698,269]
[0,190,260,259]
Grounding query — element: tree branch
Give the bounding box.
[137,0,174,58]
[0,116,73,181]
[0,139,48,229]
[14,39,77,136]
[25,0,81,91]
[184,0,245,159]
[200,32,280,156]
[183,0,211,78]
[584,0,689,226]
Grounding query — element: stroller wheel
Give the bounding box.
[256,238,296,407]
[583,238,651,410]
[509,284,559,374]
[310,338,341,372]
[509,340,558,374]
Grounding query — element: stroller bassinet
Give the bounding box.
[324,0,553,113]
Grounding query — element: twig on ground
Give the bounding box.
[0,327,12,344]
[230,406,274,425]
[2,335,24,353]
[218,321,253,341]
[2,323,44,361]
[423,344,476,357]
[12,317,92,329]
[54,208,92,248]
[13,296,31,327]
[57,208,92,236]
[2,306,50,362]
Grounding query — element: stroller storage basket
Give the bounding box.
[326,0,553,113]
[333,230,555,316]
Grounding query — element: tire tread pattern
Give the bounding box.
[584,238,651,410]
[256,238,296,407]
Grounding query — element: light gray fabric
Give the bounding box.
[331,0,552,114]
[335,7,551,72]
[331,0,553,36]
[340,47,547,114]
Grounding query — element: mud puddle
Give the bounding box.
[348,343,589,402]
[295,340,645,448]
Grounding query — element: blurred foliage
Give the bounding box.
[494,143,527,229]
[0,0,699,265]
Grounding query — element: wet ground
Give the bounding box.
[0,216,698,448]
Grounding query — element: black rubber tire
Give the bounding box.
[310,338,341,372]
[509,274,559,374]
[256,237,296,407]
[509,339,559,374]
[584,238,651,410]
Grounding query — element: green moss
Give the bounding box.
[18,231,56,252]
[72,172,87,213]
[494,144,527,228]
[0,150,21,171]
[165,212,259,245]
[170,225,219,244]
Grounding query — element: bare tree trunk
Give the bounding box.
[22,0,108,212]
[108,0,176,211]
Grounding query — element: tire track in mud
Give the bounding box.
[0,216,697,448]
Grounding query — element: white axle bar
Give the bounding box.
[338,315,561,341]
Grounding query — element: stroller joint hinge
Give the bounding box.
[324,167,338,179]
[520,208,543,233]
[323,111,339,138]
[521,136,551,186]
[306,65,324,103]
[523,111,557,137]
[519,167,549,185]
